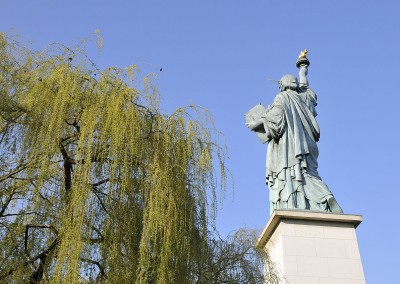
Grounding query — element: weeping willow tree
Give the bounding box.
[0,33,268,284]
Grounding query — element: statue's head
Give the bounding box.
[279,74,298,91]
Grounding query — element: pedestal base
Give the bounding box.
[256,210,366,284]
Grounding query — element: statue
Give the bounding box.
[245,50,343,215]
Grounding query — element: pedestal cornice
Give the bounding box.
[256,210,363,249]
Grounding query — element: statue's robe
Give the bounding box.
[259,87,343,214]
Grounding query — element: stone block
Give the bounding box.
[283,256,298,276]
[327,258,364,280]
[344,239,362,259]
[292,221,324,238]
[284,236,317,257]
[296,256,331,278]
[323,223,355,240]
[315,238,346,258]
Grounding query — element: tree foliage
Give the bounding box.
[0,33,267,283]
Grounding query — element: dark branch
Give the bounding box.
[59,142,73,192]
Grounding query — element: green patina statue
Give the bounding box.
[245,51,343,215]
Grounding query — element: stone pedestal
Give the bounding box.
[256,210,366,284]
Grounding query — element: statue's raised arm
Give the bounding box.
[297,49,309,88]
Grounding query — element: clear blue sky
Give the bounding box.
[2,0,399,282]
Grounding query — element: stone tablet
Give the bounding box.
[245,104,269,144]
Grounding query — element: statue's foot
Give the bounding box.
[327,196,343,214]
